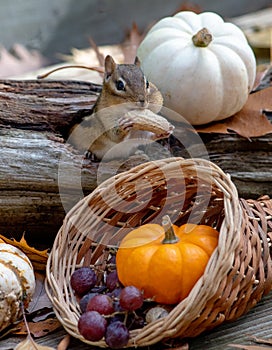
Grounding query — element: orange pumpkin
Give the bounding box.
[116,216,219,304]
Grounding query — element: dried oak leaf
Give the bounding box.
[15,318,61,338]
[196,87,272,138]
[253,65,272,92]
[0,234,48,271]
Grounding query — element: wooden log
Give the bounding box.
[0,79,271,245]
[0,79,101,135]
[1,126,271,246]
[202,133,272,198]
[0,128,92,245]
[0,127,150,245]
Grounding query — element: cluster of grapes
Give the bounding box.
[70,258,145,349]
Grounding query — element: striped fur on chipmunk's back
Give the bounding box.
[69,55,173,160]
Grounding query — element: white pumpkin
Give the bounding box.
[137,11,256,125]
[0,243,35,331]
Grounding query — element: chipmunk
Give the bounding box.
[68,55,172,160]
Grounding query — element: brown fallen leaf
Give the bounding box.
[12,273,58,338]
[15,318,61,338]
[0,322,22,340]
[252,65,272,92]
[14,336,55,350]
[0,234,48,271]
[13,297,57,349]
[196,87,272,138]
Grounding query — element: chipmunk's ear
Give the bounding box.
[104,55,116,80]
[134,56,141,67]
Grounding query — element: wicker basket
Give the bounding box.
[45,157,272,348]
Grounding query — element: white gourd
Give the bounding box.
[137,11,256,125]
[0,243,35,331]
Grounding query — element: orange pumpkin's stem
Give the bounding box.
[161,215,179,244]
[192,27,213,47]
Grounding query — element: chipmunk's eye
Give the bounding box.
[116,79,126,91]
[146,80,149,89]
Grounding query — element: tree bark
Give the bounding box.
[0,79,101,134]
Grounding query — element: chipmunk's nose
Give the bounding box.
[137,96,148,108]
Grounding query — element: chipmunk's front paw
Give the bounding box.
[118,116,134,133]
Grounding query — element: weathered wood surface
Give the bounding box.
[1,129,271,245]
[0,291,271,349]
[0,79,98,244]
[200,133,272,198]
[0,127,150,244]
[0,128,92,244]
[0,79,271,245]
[0,79,101,134]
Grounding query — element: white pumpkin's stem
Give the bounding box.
[162,215,179,244]
[192,28,212,47]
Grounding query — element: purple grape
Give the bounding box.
[91,285,107,294]
[78,311,107,341]
[79,292,98,313]
[113,299,124,312]
[86,294,114,315]
[108,287,122,299]
[70,267,97,296]
[109,313,125,324]
[105,321,129,348]
[106,270,120,291]
[119,286,143,311]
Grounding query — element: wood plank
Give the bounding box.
[1,292,271,349]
